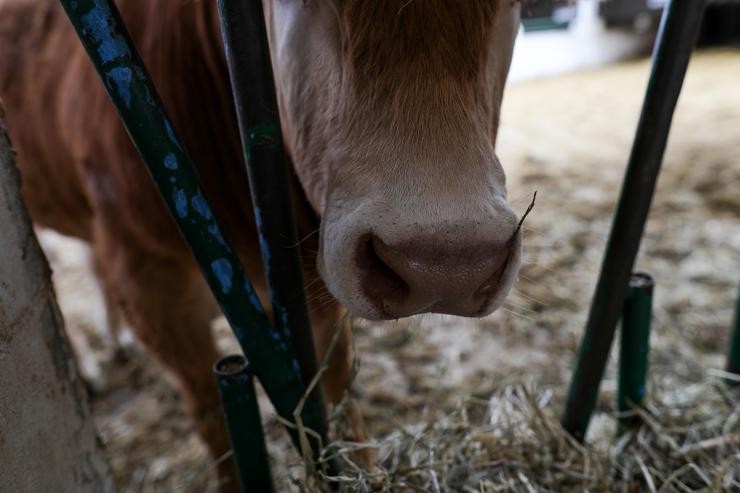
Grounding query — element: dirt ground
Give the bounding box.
[39,49,740,492]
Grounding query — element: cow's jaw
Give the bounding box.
[266,0,521,320]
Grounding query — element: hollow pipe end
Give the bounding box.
[214,353,250,377]
[629,272,655,290]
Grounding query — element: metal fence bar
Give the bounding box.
[617,273,654,432]
[58,0,322,447]
[561,0,707,441]
[726,284,740,377]
[214,355,275,493]
[215,0,328,450]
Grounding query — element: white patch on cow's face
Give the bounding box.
[265,0,522,320]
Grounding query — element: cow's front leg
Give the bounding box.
[92,224,239,492]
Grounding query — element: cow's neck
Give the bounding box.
[122,0,321,250]
[117,1,241,168]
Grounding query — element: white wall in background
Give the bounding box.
[508,1,657,83]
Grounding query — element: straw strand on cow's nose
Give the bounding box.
[498,190,537,284]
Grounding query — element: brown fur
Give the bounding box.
[337,0,500,151]
[342,0,498,83]
[0,0,511,488]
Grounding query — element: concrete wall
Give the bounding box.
[0,114,114,492]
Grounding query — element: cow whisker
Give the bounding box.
[520,262,591,280]
[305,292,335,308]
[501,307,537,323]
[522,240,569,248]
[289,227,321,248]
[521,225,548,235]
[517,273,538,283]
[303,275,329,292]
[503,299,537,315]
[511,289,549,307]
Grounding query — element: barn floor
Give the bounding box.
[40,49,740,492]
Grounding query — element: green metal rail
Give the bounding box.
[214,355,274,493]
[58,0,325,458]
[726,284,740,377]
[215,0,322,394]
[214,0,329,460]
[617,273,654,431]
[561,0,707,441]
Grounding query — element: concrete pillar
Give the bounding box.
[0,114,114,492]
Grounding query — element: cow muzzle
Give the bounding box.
[318,204,522,320]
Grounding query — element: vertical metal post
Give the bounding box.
[215,0,330,462]
[58,0,323,451]
[725,284,740,377]
[617,273,654,431]
[214,355,275,493]
[561,0,707,440]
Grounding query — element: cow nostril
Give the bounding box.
[474,243,514,300]
[355,234,409,306]
[351,230,520,318]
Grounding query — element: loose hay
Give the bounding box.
[298,378,740,492]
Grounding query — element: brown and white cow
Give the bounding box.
[0,0,521,489]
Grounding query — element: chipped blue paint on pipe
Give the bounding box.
[191,193,213,220]
[211,259,234,295]
[59,0,324,453]
[173,188,188,219]
[215,0,332,466]
[105,67,132,108]
[163,153,177,170]
[80,2,130,62]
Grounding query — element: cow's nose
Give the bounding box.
[355,233,513,318]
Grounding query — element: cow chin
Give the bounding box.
[316,196,522,321]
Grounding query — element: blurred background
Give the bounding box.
[513,0,740,82]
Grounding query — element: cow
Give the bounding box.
[0,0,522,489]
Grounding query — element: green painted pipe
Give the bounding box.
[561,0,707,441]
[57,0,325,450]
[725,284,740,378]
[214,355,275,493]
[215,0,330,462]
[617,273,654,431]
